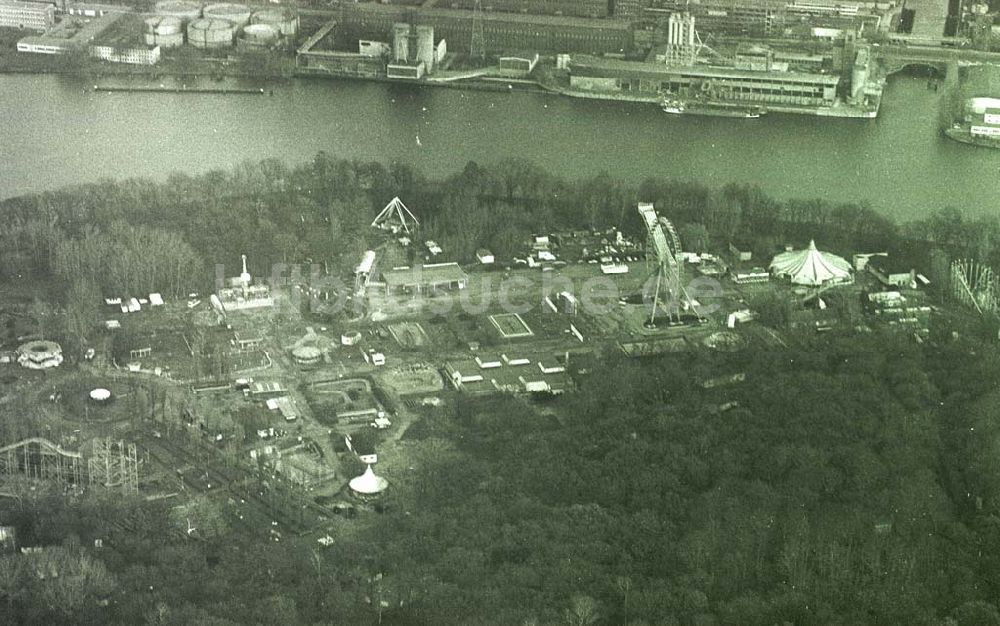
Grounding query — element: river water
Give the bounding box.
[1,72,998,221]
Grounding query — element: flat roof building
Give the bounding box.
[382,262,469,294]
[569,55,841,108]
[0,0,53,32]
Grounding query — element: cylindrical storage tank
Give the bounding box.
[415,25,433,73]
[239,23,278,47]
[251,8,297,37]
[202,3,251,27]
[154,0,201,22]
[187,18,235,48]
[392,22,409,63]
[145,15,184,47]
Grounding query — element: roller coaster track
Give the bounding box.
[0,437,82,459]
[0,437,85,485]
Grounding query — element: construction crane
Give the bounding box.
[638,202,699,326]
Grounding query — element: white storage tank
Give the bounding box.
[154,0,201,22]
[144,15,184,47]
[239,23,279,47]
[202,3,251,27]
[187,18,235,48]
[251,7,297,37]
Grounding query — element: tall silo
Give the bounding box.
[415,25,434,73]
[392,23,410,63]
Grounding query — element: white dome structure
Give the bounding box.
[349,464,388,496]
[769,240,852,286]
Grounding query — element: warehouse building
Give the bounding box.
[569,55,841,108]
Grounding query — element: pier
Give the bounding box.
[94,85,267,95]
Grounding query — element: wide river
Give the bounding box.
[1,72,998,221]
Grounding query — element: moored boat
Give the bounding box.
[661,98,765,118]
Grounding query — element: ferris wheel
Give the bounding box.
[637,203,698,326]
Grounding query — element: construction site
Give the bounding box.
[0,193,950,544]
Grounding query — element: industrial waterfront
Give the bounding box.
[1,70,999,220]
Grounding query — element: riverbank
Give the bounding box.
[2,71,999,220]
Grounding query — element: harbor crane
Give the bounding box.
[638,202,700,326]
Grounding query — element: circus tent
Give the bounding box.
[769,240,852,286]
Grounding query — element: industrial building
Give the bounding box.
[568,55,841,108]
[387,22,446,78]
[90,43,161,64]
[335,3,633,55]
[644,0,885,38]
[434,0,609,19]
[17,11,122,54]
[296,19,387,78]
[0,0,54,31]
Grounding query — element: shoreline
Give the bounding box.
[0,58,880,118]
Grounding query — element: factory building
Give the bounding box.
[0,0,54,32]
[296,19,387,78]
[386,23,443,77]
[569,55,841,108]
[90,43,161,64]
[17,11,122,54]
[335,3,632,55]
[434,0,608,19]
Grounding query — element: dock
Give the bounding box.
[94,85,267,95]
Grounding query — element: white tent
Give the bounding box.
[349,464,388,496]
[769,240,852,286]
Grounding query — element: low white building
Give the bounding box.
[90,44,161,65]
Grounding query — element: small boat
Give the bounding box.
[661,98,765,119]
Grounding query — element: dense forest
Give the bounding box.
[3,154,1000,305]
[4,329,1000,625]
[3,156,1000,624]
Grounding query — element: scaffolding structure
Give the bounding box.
[88,438,139,496]
[0,438,84,485]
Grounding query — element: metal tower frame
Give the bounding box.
[88,438,139,496]
[371,197,420,234]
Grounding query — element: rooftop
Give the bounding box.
[571,55,842,85]
[383,262,469,289]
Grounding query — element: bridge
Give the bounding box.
[876,44,1000,76]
